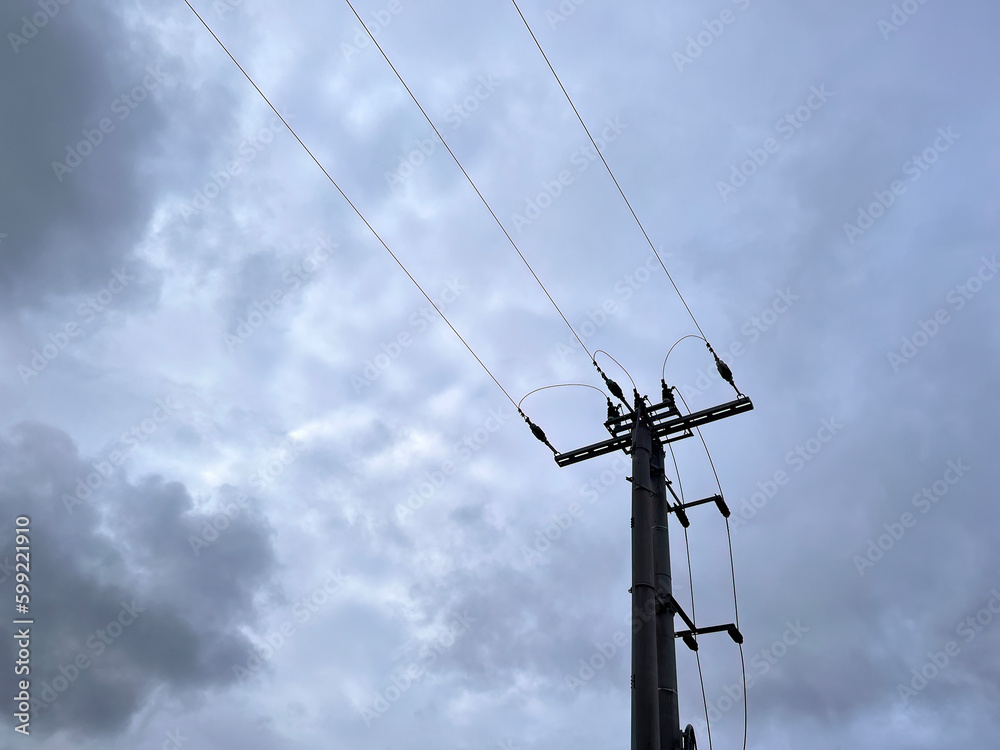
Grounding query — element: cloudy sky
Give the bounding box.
[1,0,998,748]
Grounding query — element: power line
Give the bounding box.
[675,389,749,750]
[342,0,594,360]
[668,444,715,750]
[509,0,710,343]
[593,349,637,393]
[516,382,609,410]
[187,7,747,748]
[181,0,519,410]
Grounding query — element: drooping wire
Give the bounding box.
[516,382,609,411]
[664,334,744,401]
[593,349,637,394]
[509,0,709,343]
[517,383,625,454]
[180,0,523,411]
[694,634,714,749]
[674,390,749,750]
[342,0,593,361]
[668,445,685,505]
[662,334,708,382]
[668,442,713,750]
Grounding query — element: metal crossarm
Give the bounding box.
[675,623,744,651]
[554,396,754,467]
[669,494,731,518]
[605,395,682,437]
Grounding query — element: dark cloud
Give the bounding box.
[1,0,999,747]
[0,1,160,309]
[0,421,278,738]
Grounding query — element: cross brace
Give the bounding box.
[554,395,753,467]
[662,593,743,652]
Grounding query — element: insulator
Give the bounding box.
[660,379,677,409]
[715,356,734,385]
[606,398,620,422]
[708,343,744,397]
[676,507,690,528]
[519,409,557,454]
[607,378,626,405]
[593,360,629,408]
[715,496,731,518]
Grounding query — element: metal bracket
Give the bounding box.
[674,623,744,651]
[660,593,743,651]
[668,493,731,519]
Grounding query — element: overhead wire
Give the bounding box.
[516,382,609,411]
[186,11,743,750]
[342,0,594,361]
[593,349,637,394]
[662,334,708,382]
[668,443,714,750]
[674,389,749,750]
[189,2,743,742]
[509,0,710,344]
[180,0,522,411]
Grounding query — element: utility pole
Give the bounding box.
[652,431,681,750]
[631,396,661,750]
[523,361,752,750]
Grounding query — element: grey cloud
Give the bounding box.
[0,421,278,738]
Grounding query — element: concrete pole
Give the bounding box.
[652,438,681,750]
[631,396,661,750]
